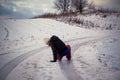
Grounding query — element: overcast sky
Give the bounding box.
[0,0,120,19]
[0,0,56,19]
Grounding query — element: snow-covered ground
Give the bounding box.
[56,13,120,30]
[0,17,120,80]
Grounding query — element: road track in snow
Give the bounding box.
[0,37,104,80]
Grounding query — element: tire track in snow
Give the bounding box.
[0,25,9,40]
[4,27,9,40]
[0,46,47,80]
[0,37,96,80]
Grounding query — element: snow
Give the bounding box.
[56,13,120,30]
[0,15,120,80]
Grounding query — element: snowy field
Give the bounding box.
[0,17,120,80]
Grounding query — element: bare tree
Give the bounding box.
[71,0,88,13]
[54,0,95,14]
[54,0,70,13]
[88,1,95,10]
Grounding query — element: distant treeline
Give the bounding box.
[34,0,120,18]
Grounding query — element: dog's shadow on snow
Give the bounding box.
[58,60,83,80]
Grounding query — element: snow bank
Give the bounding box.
[56,13,120,30]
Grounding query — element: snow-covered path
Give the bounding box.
[0,37,93,80]
[1,36,117,80]
[0,19,120,80]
